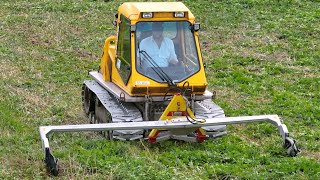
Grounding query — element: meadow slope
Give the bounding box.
[0,0,319,179]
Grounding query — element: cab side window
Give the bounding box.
[117,15,131,84]
[183,22,200,73]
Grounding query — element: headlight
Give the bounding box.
[174,12,185,18]
[142,12,153,18]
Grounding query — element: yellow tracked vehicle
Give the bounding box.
[39,2,299,176]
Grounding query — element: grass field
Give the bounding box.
[0,0,319,179]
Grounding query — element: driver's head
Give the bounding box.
[152,22,163,40]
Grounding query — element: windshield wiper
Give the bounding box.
[139,50,175,86]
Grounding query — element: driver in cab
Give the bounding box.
[138,22,179,68]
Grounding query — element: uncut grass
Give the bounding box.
[0,0,319,179]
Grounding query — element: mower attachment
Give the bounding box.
[39,115,299,176]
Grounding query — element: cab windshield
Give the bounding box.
[136,21,200,84]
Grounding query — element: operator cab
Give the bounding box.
[136,21,200,84]
[100,2,208,96]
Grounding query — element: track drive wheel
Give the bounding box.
[94,97,113,140]
[88,112,97,124]
[82,84,95,116]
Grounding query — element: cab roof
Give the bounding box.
[118,2,195,21]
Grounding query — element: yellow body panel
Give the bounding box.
[99,2,208,97]
[118,2,195,22]
[100,36,116,81]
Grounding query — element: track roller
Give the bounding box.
[82,84,95,116]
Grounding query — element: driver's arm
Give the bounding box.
[168,39,179,65]
[137,39,146,68]
[169,58,178,65]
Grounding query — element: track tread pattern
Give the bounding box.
[83,80,144,140]
[194,99,227,136]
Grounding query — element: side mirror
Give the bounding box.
[112,13,118,27]
[194,23,200,31]
[190,23,200,32]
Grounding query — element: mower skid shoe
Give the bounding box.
[284,137,299,157]
[206,131,227,138]
[203,125,227,138]
[44,147,58,176]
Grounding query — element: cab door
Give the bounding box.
[115,14,131,85]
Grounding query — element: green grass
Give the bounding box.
[1,0,319,179]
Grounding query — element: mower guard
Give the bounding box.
[39,114,299,176]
